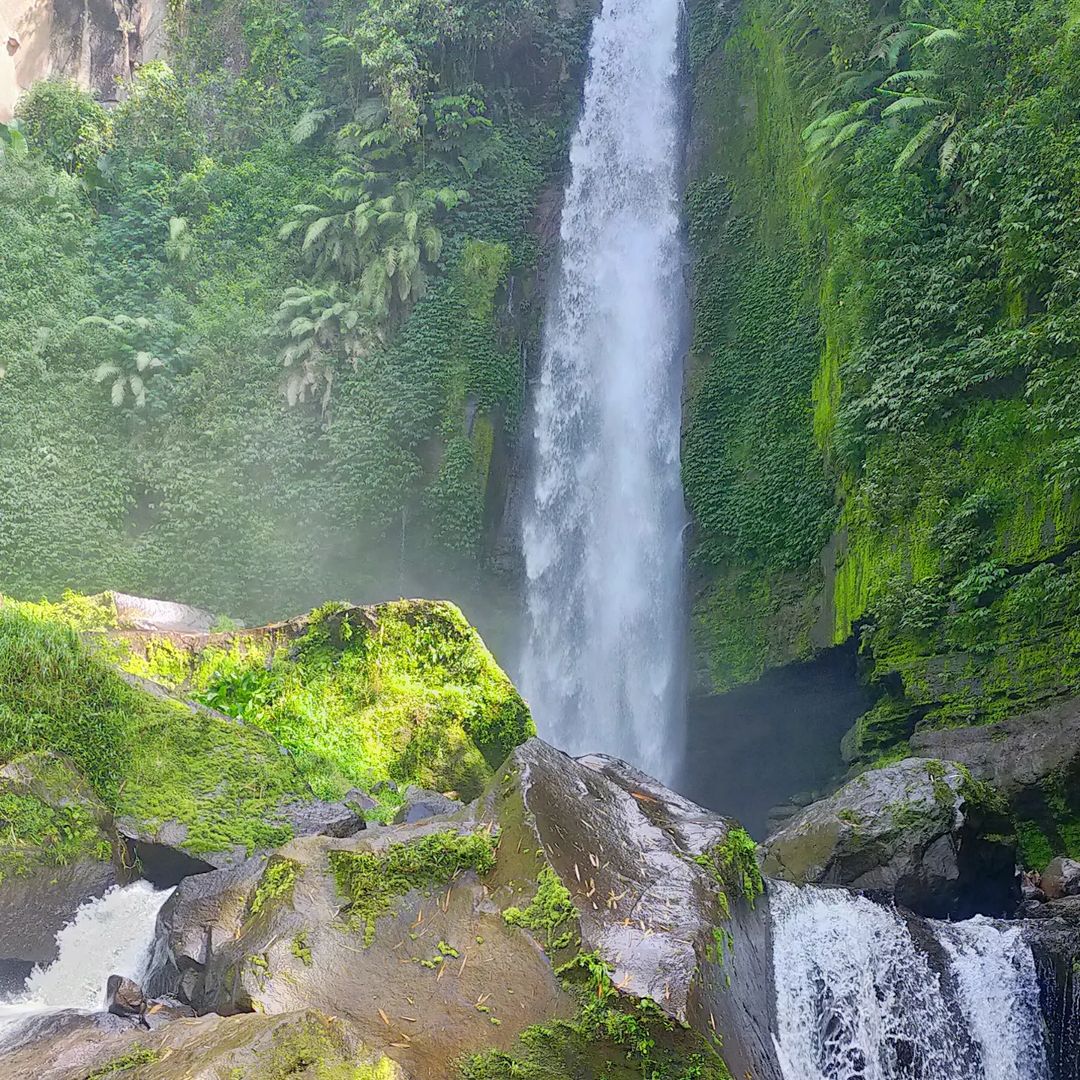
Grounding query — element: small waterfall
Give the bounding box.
[0,882,171,1046]
[521,0,690,780]
[770,883,1050,1080]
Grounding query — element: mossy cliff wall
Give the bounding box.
[684,0,1080,768]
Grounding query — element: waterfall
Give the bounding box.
[521,0,689,780]
[0,882,171,1046]
[770,882,1050,1080]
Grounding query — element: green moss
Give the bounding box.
[84,1046,161,1078]
[0,786,111,885]
[254,1014,399,1080]
[502,867,577,950]
[291,931,313,966]
[1017,820,1055,872]
[695,827,764,913]
[330,829,497,946]
[462,950,732,1080]
[186,601,533,802]
[0,599,310,858]
[250,857,300,918]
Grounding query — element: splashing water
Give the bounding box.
[0,882,172,1046]
[521,0,689,780]
[770,883,1050,1080]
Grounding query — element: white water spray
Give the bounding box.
[522,0,689,780]
[0,882,171,1045]
[770,883,1050,1080]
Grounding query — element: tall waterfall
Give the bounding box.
[521,0,689,779]
[770,883,1050,1080]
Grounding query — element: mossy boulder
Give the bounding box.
[0,595,533,889]
[115,599,534,803]
[147,739,781,1080]
[911,692,1080,870]
[0,1008,407,1080]
[762,758,1017,918]
[0,751,124,964]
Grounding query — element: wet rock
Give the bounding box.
[1042,856,1080,900]
[0,960,32,997]
[762,758,1017,918]
[0,1008,405,1080]
[0,753,126,965]
[911,693,1080,796]
[391,785,464,823]
[1022,916,1080,1080]
[143,858,263,1004]
[148,738,782,1080]
[105,976,146,1020]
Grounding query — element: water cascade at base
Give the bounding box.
[521,0,690,780]
[770,882,1050,1080]
[0,882,172,1047]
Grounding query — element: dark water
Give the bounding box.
[678,644,872,838]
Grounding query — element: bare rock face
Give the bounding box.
[143,738,784,1080]
[0,0,169,121]
[1041,856,1080,900]
[762,758,1017,918]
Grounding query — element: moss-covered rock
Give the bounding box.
[0,1008,407,1080]
[0,751,124,964]
[762,758,1017,918]
[147,739,782,1080]
[0,594,533,882]
[117,599,534,803]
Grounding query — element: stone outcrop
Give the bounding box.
[762,758,1017,918]
[0,0,169,121]
[144,738,783,1080]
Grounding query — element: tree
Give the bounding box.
[802,21,967,177]
[280,172,461,322]
[272,284,382,413]
[82,314,168,408]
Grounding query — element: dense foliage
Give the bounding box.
[685,0,1080,790]
[0,0,589,623]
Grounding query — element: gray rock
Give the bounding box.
[105,976,146,1020]
[392,785,464,823]
[911,693,1080,796]
[146,738,783,1080]
[761,758,1017,918]
[1041,856,1080,900]
[0,1008,405,1080]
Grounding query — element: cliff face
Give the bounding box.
[682,0,1080,855]
[0,0,167,120]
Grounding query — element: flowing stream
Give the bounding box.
[770,882,1050,1080]
[521,0,689,780]
[0,882,171,1047]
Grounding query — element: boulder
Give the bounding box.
[0,753,126,965]
[1041,856,1080,900]
[391,785,464,824]
[761,758,1017,918]
[146,738,784,1080]
[105,976,146,1021]
[0,1008,405,1080]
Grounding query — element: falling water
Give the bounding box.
[770,882,1050,1080]
[0,882,171,1047]
[521,0,689,779]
